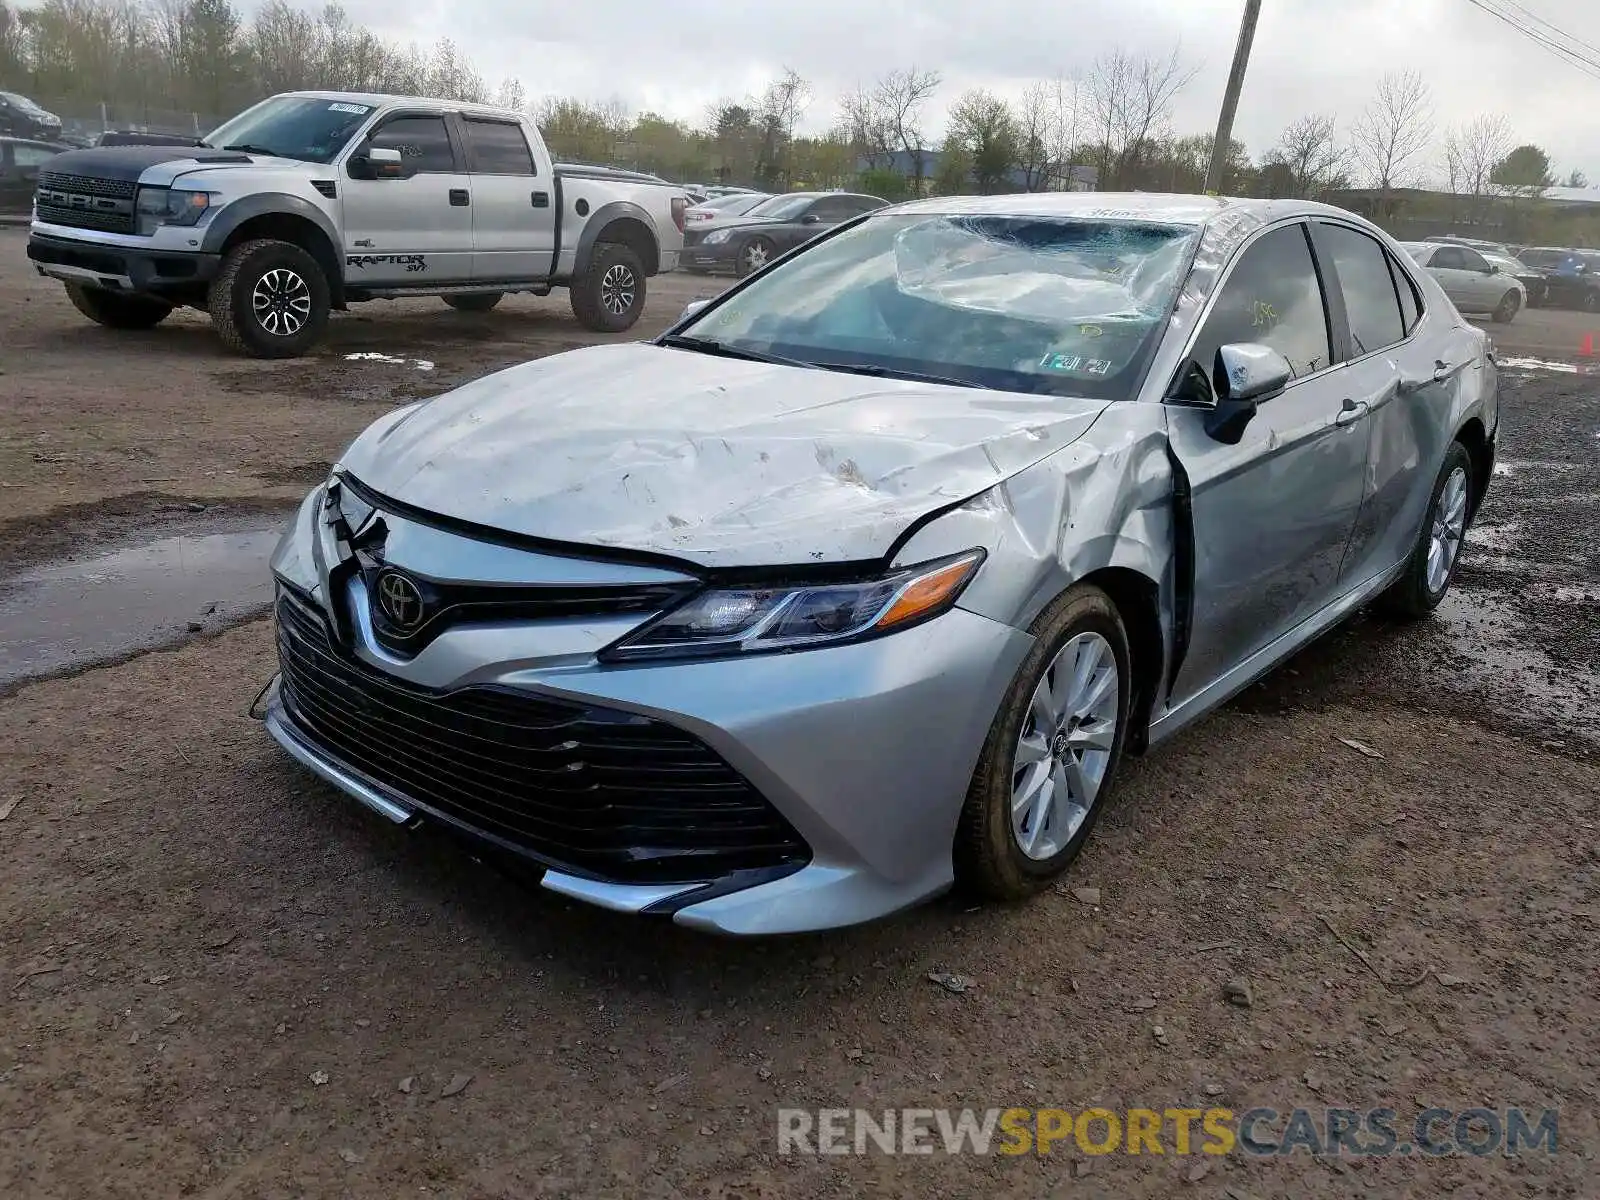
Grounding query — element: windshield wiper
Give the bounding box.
[220,143,282,157]
[809,361,980,389]
[657,334,809,368]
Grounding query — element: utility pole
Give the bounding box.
[1204,0,1263,195]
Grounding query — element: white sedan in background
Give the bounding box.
[683,191,771,223]
[1401,241,1525,323]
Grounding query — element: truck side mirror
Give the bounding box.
[351,146,404,180]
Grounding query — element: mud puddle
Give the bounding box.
[0,514,284,690]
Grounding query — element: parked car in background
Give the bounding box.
[1514,247,1600,311]
[28,91,689,356]
[1480,250,1548,308]
[259,193,1496,933]
[1400,241,1524,322]
[0,91,62,139]
[1425,234,1514,258]
[93,130,202,148]
[0,134,67,213]
[683,191,771,225]
[681,190,889,275]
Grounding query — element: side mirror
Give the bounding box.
[679,298,712,321]
[1487,263,1500,275]
[801,213,823,225]
[1203,342,1292,444]
[351,146,404,179]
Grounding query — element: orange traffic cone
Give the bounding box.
[1582,332,1597,357]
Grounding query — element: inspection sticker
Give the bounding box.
[328,102,371,114]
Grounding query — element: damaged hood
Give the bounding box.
[338,342,1109,568]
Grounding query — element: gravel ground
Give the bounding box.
[2,227,1598,1198]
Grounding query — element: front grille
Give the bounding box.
[274,588,810,885]
[38,172,137,199]
[34,203,136,234]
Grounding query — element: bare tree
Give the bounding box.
[1443,113,1512,203]
[1086,45,1198,189]
[1012,81,1052,191]
[874,67,942,187]
[1047,73,1086,188]
[1349,71,1434,201]
[1268,114,1348,198]
[752,67,811,188]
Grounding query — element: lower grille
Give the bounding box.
[273,588,809,885]
[34,203,136,234]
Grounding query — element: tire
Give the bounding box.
[1378,441,1473,620]
[955,584,1132,901]
[64,283,172,330]
[735,237,775,278]
[569,241,646,333]
[1491,290,1521,323]
[208,238,330,359]
[442,293,503,313]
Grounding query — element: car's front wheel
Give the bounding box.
[1379,441,1473,619]
[64,283,173,330]
[209,238,330,358]
[1492,290,1521,323]
[735,237,775,278]
[956,584,1131,900]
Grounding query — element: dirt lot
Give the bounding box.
[2,225,1598,1199]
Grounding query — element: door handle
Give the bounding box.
[1335,398,1370,427]
[1432,359,1459,381]
[531,190,549,208]
[449,188,470,206]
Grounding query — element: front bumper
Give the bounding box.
[680,239,738,269]
[261,490,1032,934]
[28,230,219,294]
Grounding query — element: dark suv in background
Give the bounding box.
[0,91,62,140]
[1516,246,1600,311]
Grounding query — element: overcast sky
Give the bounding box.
[330,0,1600,182]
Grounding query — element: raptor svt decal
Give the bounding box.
[347,254,428,273]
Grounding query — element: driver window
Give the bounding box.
[367,116,454,174]
[1189,223,1333,382]
[1431,246,1465,269]
[1461,249,1489,272]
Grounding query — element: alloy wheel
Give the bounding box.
[1009,632,1119,861]
[1427,465,1469,594]
[599,263,636,317]
[251,268,312,337]
[743,242,770,271]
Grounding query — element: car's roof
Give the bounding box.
[888,191,1359,229]
[276,90,524,121]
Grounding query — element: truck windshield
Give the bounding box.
[202,96,375,164]
[677,212,1197,400]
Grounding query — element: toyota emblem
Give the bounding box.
[375,569,425,629]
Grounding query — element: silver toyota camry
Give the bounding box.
[259,193,1497,934]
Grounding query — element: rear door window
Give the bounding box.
[1321,224,1405,355]
[463,119,536,175]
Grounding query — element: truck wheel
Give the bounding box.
[570,241,646,333]
[65,284,172,330]
[209,238,330,359]
[443,293,503,313]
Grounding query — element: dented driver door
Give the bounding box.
[1163,221,1369,706]
[339,110,473,286]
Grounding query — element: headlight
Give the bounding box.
[135,187,215,234]
[703,228,731,245]
[604,549,985,661]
